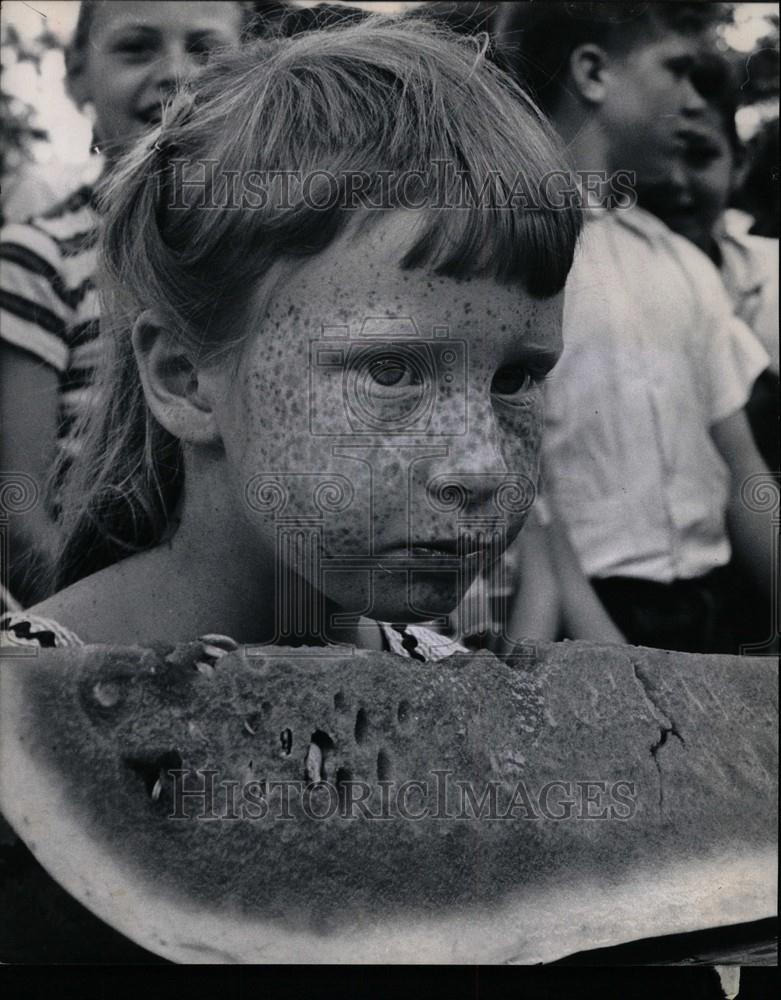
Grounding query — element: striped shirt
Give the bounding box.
[0,184,102,472]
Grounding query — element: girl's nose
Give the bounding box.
[425,402,516,513]
[452,397,509,475]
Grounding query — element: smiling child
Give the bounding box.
[0,1,249,608]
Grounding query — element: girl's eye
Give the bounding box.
[366,356,420,391]
[491,366,540,403]
[370,359,405,387]
[113,39,156,61]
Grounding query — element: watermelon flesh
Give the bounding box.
[0,640,777,963]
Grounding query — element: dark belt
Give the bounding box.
[591,566,736,654]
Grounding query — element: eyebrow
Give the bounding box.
[105,25,232,42]
[103,24,159,46]
[504,343,563,373]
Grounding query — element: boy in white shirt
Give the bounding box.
[496,2,775,653]
[633,52,778,471]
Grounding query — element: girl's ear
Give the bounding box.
[569,43,610,105]
[132,312,223,446]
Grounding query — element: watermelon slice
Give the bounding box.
[0,640,776,963]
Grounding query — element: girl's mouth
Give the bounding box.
[408,544,462,558]
[396,543,490,562]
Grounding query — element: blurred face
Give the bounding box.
[600,33,710,183]
[636,111,735,255]
[76,1,243,154]
[213,213,564,626]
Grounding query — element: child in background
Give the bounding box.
[634,52,779,650]
[740,116,780,240]
[497,1,775,654]
[2,19,580,662]
[0,1,249,609]
[635,53,779,471]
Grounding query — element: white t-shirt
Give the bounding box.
[718,209,779,376]
[542,206,769,583]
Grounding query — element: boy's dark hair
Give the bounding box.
[689,52,741,154]
[740,116,780,238]
[494,1,727,114]
[250,1,369,38]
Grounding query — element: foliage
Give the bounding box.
[0,20,62,178]
[721,9,780,105]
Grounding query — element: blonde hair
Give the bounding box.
[54,15,582,589]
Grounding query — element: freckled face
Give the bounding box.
[215,213,563,624]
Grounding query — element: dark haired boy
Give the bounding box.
[496,2,775,654]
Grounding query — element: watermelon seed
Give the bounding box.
[334,690,348,713]
[336,767,352,809]
[305,742,323,783]
[305,730,336,782]
[377,748,392,782]
[397,700,412,726]
[92,681,121,708]
[354,708,369,745]
[125,750,183,800]
[199,636,238,659]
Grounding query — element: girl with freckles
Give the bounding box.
[1,17,582,662]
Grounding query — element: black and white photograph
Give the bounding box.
[0,1,778,995]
